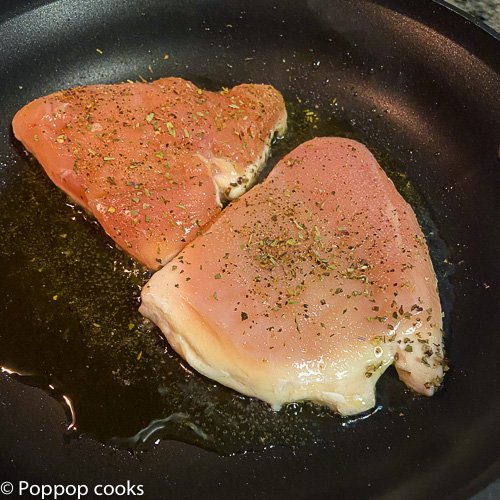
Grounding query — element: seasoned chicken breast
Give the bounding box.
[140,137,445,416]
[12,77,287,269]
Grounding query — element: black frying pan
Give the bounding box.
[0,1,499,498]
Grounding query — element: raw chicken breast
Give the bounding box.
[12,78,287,269]
[141,137,446,416]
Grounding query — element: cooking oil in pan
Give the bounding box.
[0,102,453,455]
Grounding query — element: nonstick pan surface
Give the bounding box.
[0,1,499,498]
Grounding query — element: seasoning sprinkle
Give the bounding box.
[166,121,176,137]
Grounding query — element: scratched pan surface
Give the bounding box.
[0,0,499,498]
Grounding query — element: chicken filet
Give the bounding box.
[12,77,287,269]
[140,137,445,416]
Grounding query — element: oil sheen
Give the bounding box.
[0,101,453,454]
